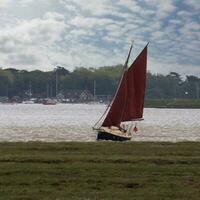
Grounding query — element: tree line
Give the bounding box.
[0,65,199,99]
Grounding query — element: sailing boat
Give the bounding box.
[93,43,148,141]
[22,82,35,104]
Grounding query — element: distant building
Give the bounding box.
[57,92,65,102]
[0,96,9,103]
[64,89,93,103]
[11,96,22,103]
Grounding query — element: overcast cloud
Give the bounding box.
[0,0,199,76]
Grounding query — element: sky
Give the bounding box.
[0,0,199,76]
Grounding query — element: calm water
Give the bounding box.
[0,103,199,142]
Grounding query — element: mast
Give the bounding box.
[55,70,58,98]
[93,80,96,102]
[47,83,49,98]
[93,43,133,129]
[29,81,32,99]
[124,41,133,69]
[102,43,148,127]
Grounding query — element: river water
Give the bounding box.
[0,103,199,142]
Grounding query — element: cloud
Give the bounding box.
[0,0,199,76]
[7,53,39,65]
[60,0,114,16]
[0,12,66,69]
[184,0,200,10]
[144,0,176,18]
[0,0,33,8]
[0,14,66,48]
[0,0,11,8]
[70,16,115,29]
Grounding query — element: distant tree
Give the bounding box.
[184,75,200,99]
[55,66,70,76]
[0,66,199,99]
[166,72,183,98]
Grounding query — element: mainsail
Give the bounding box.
[102,44,148,127]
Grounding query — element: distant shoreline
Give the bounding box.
[145,99,200,109]
[0,99,200,109]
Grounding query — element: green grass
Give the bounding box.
[145,99,200,108]
[0,142,200,199]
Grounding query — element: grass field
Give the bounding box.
[0,142,200,200]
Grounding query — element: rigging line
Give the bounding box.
[124,41,133,69]
[93,42,134,129]
[119,42,134,127]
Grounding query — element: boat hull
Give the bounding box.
[97,129,131,141]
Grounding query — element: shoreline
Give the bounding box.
[1,99,200,109]
[144,99,200,109]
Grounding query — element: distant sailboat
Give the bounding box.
[22,82,35,104]
[93,43,148,141]
[43,99,57,105]
[42,83,57,105]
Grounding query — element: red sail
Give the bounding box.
[102,45,148,127]
[122,45,147,121]
[102,71,128,127]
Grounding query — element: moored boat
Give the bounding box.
[42,99,57,105]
